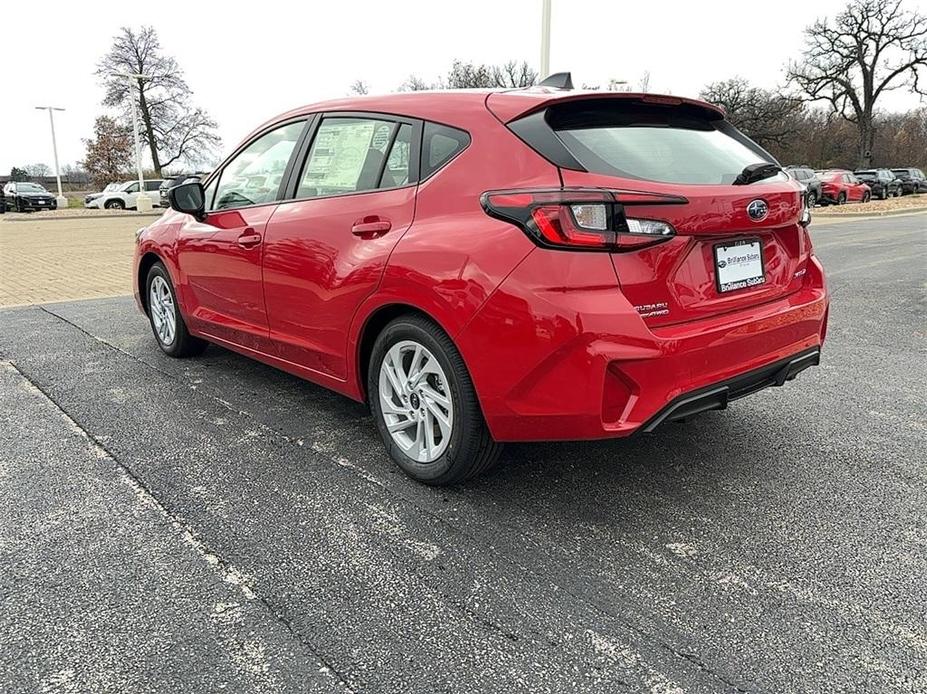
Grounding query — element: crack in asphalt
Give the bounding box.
[32,303,757,692]
[4,358,357,694]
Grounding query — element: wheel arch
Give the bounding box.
[355,303,450,402]
[137,251,167,314]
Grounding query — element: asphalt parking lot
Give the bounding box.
[1,214,925,693]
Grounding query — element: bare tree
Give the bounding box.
[349,79,369,95]
[82,116,133,189]
[638,71,651,93]
[24,163,51,177]
[489,60,537,88]
[97,26,220,176]
[398,74,436,91]
[446,60,536,89]
[701,78,805,148]
[788,0,927,167]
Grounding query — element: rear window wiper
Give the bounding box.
[733,162,782,185]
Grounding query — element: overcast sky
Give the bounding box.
[2,0,925,175]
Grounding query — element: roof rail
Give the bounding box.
[537,72,573,90]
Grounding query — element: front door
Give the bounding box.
[262,116,419,380]
[173,120,306,351]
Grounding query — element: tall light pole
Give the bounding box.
[112,71,152,212]
[34,106,68,209]
[540,0,551,78]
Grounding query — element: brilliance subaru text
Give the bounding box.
[135,75,828,485]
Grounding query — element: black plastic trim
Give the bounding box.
[641,347,821,433]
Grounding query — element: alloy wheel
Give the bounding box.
[378,340,453,463]
[149,275,177,346]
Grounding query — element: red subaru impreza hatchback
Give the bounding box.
[135,82,828,485]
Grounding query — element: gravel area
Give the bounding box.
[816,193,927,216]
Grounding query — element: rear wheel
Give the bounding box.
[862,192,871,203]
[837,192,847,205]
[368,315,501,485]
[104,199,125,210]
[145,262,207,357]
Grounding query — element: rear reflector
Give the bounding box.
[481,188,684,252]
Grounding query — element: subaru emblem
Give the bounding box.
[747,199,769,222]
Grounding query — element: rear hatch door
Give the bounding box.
[510,95,810,328]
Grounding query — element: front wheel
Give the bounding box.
[145,262,207,357]
[368,316,501,485]
[837,192,847,205]
[862,192,871,203]
[104,199,125,210]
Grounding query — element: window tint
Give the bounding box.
[145,180,161,191]
[422,122,470,178]
[380,123,413,188]
[549,102,776,185]
[125,182,140,193]
[212,121,304,211]
[297,117,397,198]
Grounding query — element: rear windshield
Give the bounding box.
[548,101,775,185]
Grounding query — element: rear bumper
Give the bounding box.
[640,347,819,432]
[458,252,828,442]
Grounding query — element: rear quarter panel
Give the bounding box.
[348,106,561,397]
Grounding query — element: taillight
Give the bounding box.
[481,188,683,252]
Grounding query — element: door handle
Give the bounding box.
[351,216,392,236]
[237,229,262,248]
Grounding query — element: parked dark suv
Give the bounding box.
[784,166,822,205]
[1,182,57,212]
[891,168,927,194]
[854,169,902,199]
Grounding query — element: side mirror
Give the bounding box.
[168,181,206,221]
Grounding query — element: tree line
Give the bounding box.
[31,0,924,190]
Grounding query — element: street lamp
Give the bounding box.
[111,71,152,212]
[34,106,68,210]
[540,0,551,78]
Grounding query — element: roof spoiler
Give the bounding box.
[537,72,573,90]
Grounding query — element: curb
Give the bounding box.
[813,207,927,220]
[0,211,164,223]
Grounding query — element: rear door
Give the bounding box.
[541,98,808,327]
[261,114,420,380]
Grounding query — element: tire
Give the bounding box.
[368,315,501,485]
[880,188,887,200]
[862,192,871,203]
[806,191,816,208]
[104,199,125,210]
[837,192,847,205]
[16,198,25,213]
[145,262,207,358]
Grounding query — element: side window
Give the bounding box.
[212,120,304,211]
[297,117,395,198]
[126,182,140,193]
[421,122,470,178]
[380,123,413,188]
[145,180,161,191]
